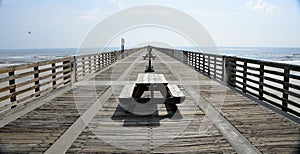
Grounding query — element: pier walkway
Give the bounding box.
[0,48,299,153]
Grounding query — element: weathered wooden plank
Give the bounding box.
[154,74,161,83]
[159,74,168,84]
[1,47,300,154]
[167,84,185,98]
[119,84,135,98]
[149,74,155,84]
[136,74,143,83]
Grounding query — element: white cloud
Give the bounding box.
[109,0,125,10]
[246,0,280,15]
[80,8,100,21]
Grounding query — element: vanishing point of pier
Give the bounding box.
[0,46,299,153]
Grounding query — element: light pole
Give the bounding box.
[145,46,155,72]
[121,38,125,58]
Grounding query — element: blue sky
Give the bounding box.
[0,0,299,49]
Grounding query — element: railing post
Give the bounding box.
[121,38,125,59]
[208,55,211,77]
[226,57,236,87]
[214,56,217,79]
[99,54,102,69]
[189,52,192,66]
[110,52,112,64]
[183,51,188,64]
[63,60,71,85]
[190,53,193,68]
[98,55,101,69]
[52,63,57,89]
[8,69,16,108]
[107,53,109,65]
[222,56,226,81]
[115,51,118,60]
[104,53,107,67]
[102,54,105,67]
[82,57,85,76]
[259,64,264,100]
[105,53,108,67]
[111,52,114,63]
[202,54,205,74]
[243,61,247,93]
[104,53,106,67]
[110,52,113,64]
[283,66,289,112]
[89,57,92,73]
[107,53,110,65]
[34,66,40,97]
[114,51,117,62]
[94,55,97,71]
[71,56,77,83]
[193,53,196,69]
[195,53,199,71]
[187,52,190,66]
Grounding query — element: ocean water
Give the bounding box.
[0,48,75,66]
[0,47,300,67]
[180,47,300,65]
[0,47,119,67]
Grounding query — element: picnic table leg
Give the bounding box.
[132,85,147,97]
[165,103,178,116]
[150,84,154,98]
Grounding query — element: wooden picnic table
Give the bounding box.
[119,74,185,113]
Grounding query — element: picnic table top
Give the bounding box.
[136,73,168,85]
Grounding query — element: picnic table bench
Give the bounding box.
[118,73,185,113]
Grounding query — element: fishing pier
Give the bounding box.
[0,46,299,153]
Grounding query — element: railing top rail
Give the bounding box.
[228,56,300,69]
[152,46,300,69]
[75,47,144,58]
[75,51,117,58]
[0,57,71,73]
[151,46,226,58]
[0,47,145,72]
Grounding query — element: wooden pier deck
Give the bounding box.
[0,48,299,153]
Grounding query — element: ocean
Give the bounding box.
[181,47,300,65]
[0,47,300,67]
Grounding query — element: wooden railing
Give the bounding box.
[74,48,141,81]
[74,52,117,81]
[156,46,300,118]
[0,57,72,111]
[1,46,298,118]
[154,47,225,82]
[0,48,141,113]
[227,57,300,117]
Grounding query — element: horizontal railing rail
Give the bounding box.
[74,48,141,81]
[1,45,298,118]
[74,51,117,81]
[0,47,142,113]
[153,47,225,82]
[155,46,300,118]
[0,57,72,111]
[227,56,300,117]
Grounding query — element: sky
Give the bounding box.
[0,0,299,49]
